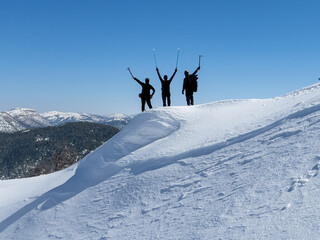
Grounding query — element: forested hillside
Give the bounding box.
[0,122,119,179]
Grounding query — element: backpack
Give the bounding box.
[190,74,198,92]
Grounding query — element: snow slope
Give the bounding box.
[1,84,320,239]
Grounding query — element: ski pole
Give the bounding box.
[175,48,180,68]
[199,55,203,68]
[127,67,134,78]
[153,48,158,68]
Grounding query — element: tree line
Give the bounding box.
[0,122,119,179]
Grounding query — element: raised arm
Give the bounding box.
[133,77,143,86]
[169,68,178,82]
[192,66,200,76]
[156,67,163,81]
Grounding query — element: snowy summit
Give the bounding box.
[1,83,320,239]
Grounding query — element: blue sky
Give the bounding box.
[1,0,320,115]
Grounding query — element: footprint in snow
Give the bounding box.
[288,156,320,192]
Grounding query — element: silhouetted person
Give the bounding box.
[156,67,177,106]
[132,75,155,112]
[182,66,200,106]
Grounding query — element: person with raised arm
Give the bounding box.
[182,66,200,106]
[156,67,177,107]
[128,68,155,112]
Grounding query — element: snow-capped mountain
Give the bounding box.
[1,83,320,239]
[0,108,50,133]
[0,109,131,133]
[41,111,131,129]
[0,112,25,133]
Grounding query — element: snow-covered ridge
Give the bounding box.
[1,83,320,239]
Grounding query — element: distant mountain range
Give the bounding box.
[41,111,131,129]
[0,108,51,133]
[0,108,131,133]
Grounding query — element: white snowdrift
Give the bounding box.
[1,83,320,239]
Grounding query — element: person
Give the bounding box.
[131,75,155,112]
[182,66,200,105]
[156,67,177,106]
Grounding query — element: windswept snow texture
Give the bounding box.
[1,84,320,239]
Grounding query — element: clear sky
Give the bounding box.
[1,0,320,115]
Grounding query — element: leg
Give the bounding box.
[186,91,192,106]
[141,98,146,112]
[162,93,166,107]
[185,94,189,106]
[190,94,194,105]
[167,94,171,106]
[146,98,153,109]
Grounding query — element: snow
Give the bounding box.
[41,111,131,129]
[1,83,320,239]
[41,111,99,123]
[0,112,25,133]
[0,109,130,132]
[0,108,51,132]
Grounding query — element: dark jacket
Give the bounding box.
[156,68,177,94]
[134,78,155,99]
[183,67,200,93]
